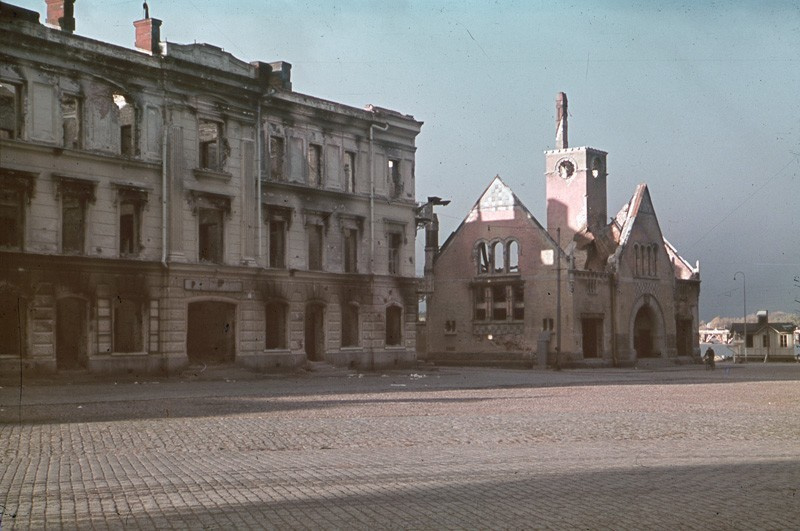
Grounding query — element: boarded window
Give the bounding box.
[113,298,143,353]
[199,207,224,263]
[308,224,323,271]
[386,305,402,346]
[61,94,81,149]
[265,301,288,349]
[0,82,21,139]
[344,151,356,192]
[308,143,322,186]
[342,303,359,347]
[269,136,285,181]
[268,219,286,268]
[344,228,358,273]
[388,231,402,275]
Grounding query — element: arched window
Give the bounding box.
[652,244,658,276]
[634,244,640,276]
[265,300,288,349]
[492,241,504,273]
[476,242,490,274]
[508,240,520,273]
[646,246,653,276]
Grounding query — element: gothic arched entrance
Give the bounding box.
[633,306,656,358]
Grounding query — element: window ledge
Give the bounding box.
[193,168,232,182]
[111,351,148,357]
[340,347,364,352]
[263,348,292,354]
[385,345,406,350]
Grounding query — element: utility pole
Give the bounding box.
[556,228,561,370]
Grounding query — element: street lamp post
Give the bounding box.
[734,271,747,363]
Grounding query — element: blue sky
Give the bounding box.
[14,0,800,320]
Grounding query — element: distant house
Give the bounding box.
[729,311,797,361]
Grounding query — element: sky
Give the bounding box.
[14,0,800,321]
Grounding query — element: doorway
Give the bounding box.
[187,301,236,364]
[56,297,87,370]
[305,303,325,361]
[633,306,656,358]
[582,317,603,358]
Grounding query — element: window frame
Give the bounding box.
[198,119,224,171]
[0,81,22,140]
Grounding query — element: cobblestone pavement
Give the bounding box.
[2,363,799,529]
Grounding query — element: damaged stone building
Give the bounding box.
[0,1,422,375]
[422,93,700,367]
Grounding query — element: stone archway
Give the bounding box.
[629,296,666,359]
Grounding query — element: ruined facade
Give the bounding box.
[423,94,700,367]
[0,1,422,375]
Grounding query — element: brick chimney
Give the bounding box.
[556,92,568,149]
[46,0,75,33]
[134,16,162,55]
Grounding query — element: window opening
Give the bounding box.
[762,334,769,348]
[268,218,286,268]
[0,188,24,250]
[265,301,288,349]
[269,136,285,181]
[492,285,507,321]
[512,284,525,320]
[113,298,142,353]
[492,241,505,273]
[119,201,140,256]
[342,303,359,347]
[0,82,20,139]
[344,228,358,273]
[386,305,402,346]
[388,159,402,198]
[477,242,490,274]
[388,231,402,275]
[61,94,81,149]
[780,334,788,348]
[199,207,224,263]
[344,151,356,192]
[508,240,520,273]
[474,287,487,321]
[308,224,323,271]
[114,93,135,157]
[62,193,86,254]
[199,120,223,170]
[308,143,322,186]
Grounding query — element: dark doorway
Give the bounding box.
[582,317,603,358]
[56,297,87,370]
[305,303,325,361]
[187,301,236,364]
[634,306,656,358]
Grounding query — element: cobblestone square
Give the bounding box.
[2,364,799,529]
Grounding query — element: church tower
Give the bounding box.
[544,93,608,244]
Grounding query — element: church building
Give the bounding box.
[422,93,700,367]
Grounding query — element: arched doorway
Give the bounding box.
[57,297,87,370]
[305,303,325,361]
[187,301,236,364]
[633,305,657,358]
